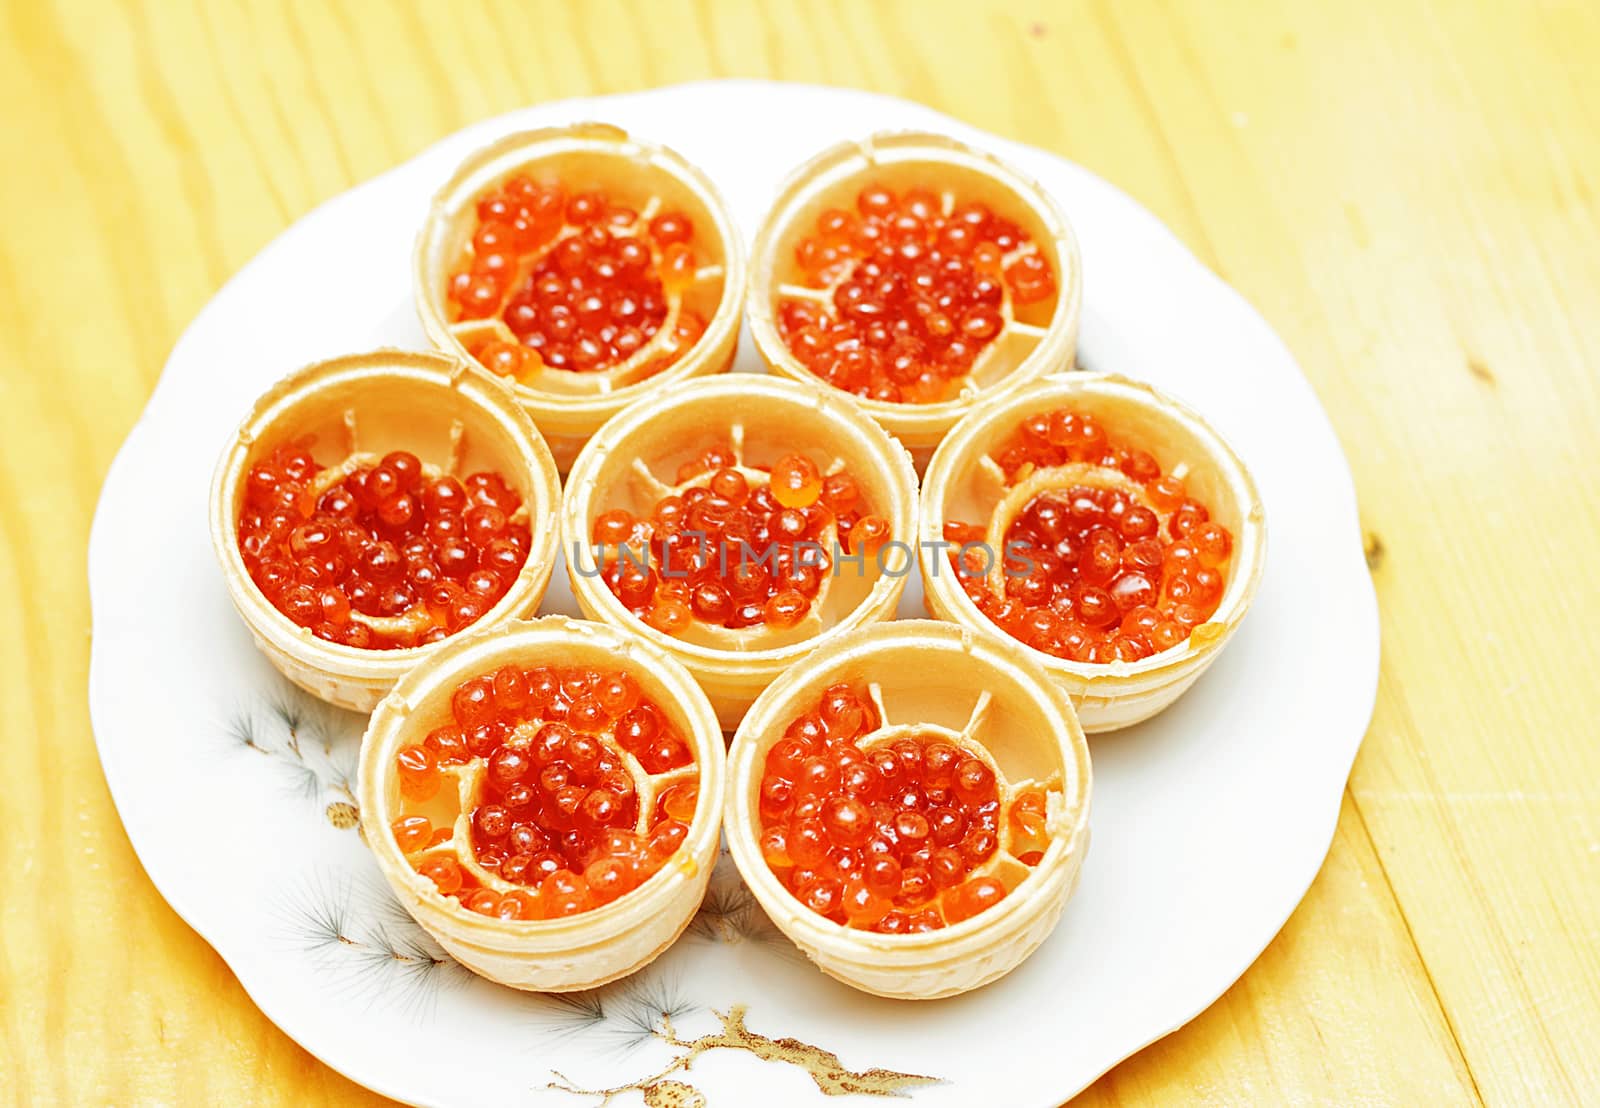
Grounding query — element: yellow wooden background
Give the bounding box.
[3,0,1597,1103]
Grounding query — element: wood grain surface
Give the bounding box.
[2,1,1596,1104]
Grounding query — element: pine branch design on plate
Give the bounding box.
[546,1003,942,1104]
[273,868,474,1017]
[684,850,798,961]
[224,677,365,827]
[527,972,702,1056]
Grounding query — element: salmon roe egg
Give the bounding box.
[395,663,696,920]
[946,408,1234,664]
[237,444,530,649]
[595,445,891,635]
[449,175,708,380]
[756,683,1045,931]
[775,183,1056,405]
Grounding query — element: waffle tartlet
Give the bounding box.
[725,620,1090,999]
[748,131,1081,465]
[562,374,919,730]
[358,616,725,991]
[414,123,746,469]
[209,351,561,711]
[920,373,1266,732]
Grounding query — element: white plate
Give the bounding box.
[87,81,1378,1107]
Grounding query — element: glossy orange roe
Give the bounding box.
[757,683,1034,933]
[595,444,891,634]
[945,408,1234,664]
[238,443,529,648]
[391,664,696,920]
[450,175,708,378]
[775,183,1056,405]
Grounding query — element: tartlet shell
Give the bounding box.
[562,374,921,730]
[357,616,726,992]
[208,350,562,712]
[747,130,1082,466]
[919,372,1267,732]
[725,620,1092,999]
[413,123,747,469]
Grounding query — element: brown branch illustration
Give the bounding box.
[548,1005,940,1104]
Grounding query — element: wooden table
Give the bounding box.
[4,1,1595,1103]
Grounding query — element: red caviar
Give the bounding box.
[450,175,708,379]
[757,682,1039,932]
[237,443,530,648]
[595,444,891,634]
[775,183,1055,404]
[945,408,1234,663]
[394,663,697,921]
